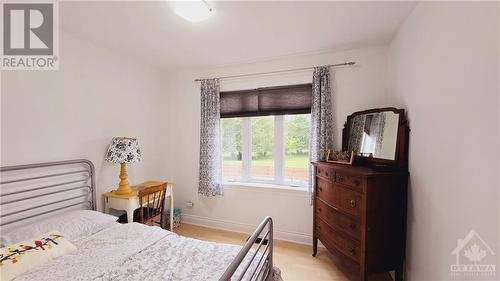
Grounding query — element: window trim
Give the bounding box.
[221,115,310,188]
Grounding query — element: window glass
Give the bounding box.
[221,118,242,181]
[251,116,274,180]
[221,114,311,188]
[285,114,310,186]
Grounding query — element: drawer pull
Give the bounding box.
[318,207,322,212]
[319,186,323,192]
[349,247,356,255]
[350,199,357,208]
[337,175,344,182]
[316,225,321,230]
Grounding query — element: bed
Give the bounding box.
[0,159,282,281]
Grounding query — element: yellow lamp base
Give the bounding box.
[115,163,133,195]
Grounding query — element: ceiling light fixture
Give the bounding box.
[171,0,213,23]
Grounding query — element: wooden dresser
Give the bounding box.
[312,162,407,281]
[312,108,410,281]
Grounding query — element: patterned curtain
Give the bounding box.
[309,66,334,204]
[348,115,365,153]
[372,113,386,155]
[198,79,222,196]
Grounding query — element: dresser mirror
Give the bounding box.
[342,107,409,168]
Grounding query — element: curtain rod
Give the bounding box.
[194,61,355,82]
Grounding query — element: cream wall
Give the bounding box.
[165,45,393,243]
[389,2,499,280]
[3,3,498,279]
[0,31,173,211]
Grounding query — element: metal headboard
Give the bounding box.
[0,159,96,229]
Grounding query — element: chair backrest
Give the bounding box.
[138,183,167,225]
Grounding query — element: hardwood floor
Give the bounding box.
[174,223,392,281]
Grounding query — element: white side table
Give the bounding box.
[104,181,174,231]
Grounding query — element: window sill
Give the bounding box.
[222,181,308,193]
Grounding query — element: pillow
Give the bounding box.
[1,210,117,246]
[0,231,76,281]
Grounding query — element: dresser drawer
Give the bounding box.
[316,165,334,181]
[335,172,363,192]
[315,198,361,241]
[316,178,362,217]
[316,217,360,262]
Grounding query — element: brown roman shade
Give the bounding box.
[220,83,312,118]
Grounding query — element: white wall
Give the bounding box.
[0,31,172,211]
[389,2,499,280]
[165,45,393,243]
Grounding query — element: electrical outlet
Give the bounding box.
[186,201,194,208]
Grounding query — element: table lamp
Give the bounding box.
[105,137,142,195]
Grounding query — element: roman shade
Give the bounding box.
[220,83,312,118]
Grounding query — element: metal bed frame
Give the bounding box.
[220,216,274,281]
[0,159,275,281]
[0,159,96,228]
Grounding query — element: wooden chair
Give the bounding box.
[117,183,167,227]
[138,183,167,227]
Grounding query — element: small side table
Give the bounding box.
[103,181,174,231]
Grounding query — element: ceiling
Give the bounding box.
[60,1,416,70]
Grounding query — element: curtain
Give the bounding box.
[198,79,222,196]
[372,113,386,155]
[348,115,365,153]
[309,66,334,204]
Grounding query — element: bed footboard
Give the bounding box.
[219,216,274,281]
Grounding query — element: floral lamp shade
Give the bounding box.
[105,137,142,164]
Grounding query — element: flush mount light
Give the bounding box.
[171,0,213,23]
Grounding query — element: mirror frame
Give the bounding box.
[342,107,409,169]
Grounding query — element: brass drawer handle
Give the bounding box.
[349,247,356,255]
[350,199,357,208]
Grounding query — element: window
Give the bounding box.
[220,83,312,188]
[222,114,310,188]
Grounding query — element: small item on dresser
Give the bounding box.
[325,150,354,165]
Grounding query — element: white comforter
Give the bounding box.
[16,223,281,281]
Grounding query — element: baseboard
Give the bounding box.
[182,214,315,245]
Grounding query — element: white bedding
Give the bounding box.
[1,210,118,247]
[15,222,282,281]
